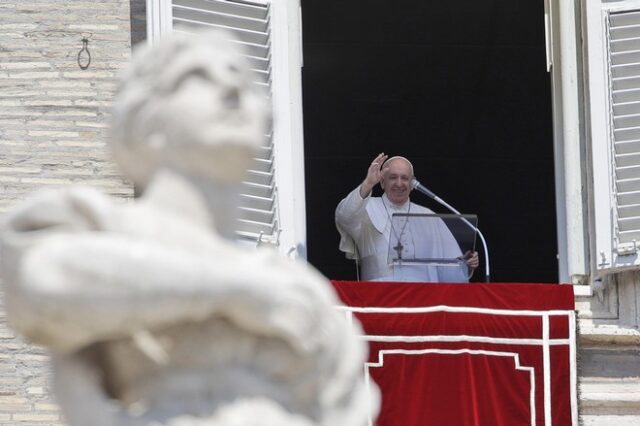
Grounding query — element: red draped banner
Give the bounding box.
[330,281,577,426]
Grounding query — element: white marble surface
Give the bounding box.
[0,31,378,426]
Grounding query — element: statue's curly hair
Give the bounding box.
[110,30,271,188]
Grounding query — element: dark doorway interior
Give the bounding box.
[301,1,558,283]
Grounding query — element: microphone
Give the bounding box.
[410,178,437,199]
[411,178,491,282]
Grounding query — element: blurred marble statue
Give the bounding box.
[0,31,377,426]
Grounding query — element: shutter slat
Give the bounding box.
[613,87,640,104]
[251,69,269,84]
[618,216,640,232]
[618,191,640,206]
[614,139,640,154]
[618,203,640,218]
[241,182,274,198]
[610,50,640,66]
[610,26,640,41]
[613,127,640,142]
[618,230,640,243]
[610,38,640,53]
[173,20,270,57]
[612,63,640,79]
[174,20,269,46]
[619,216,640,232]
[617,163,640,179]
[245,170,273,186]
[249,158,273,174]
[236,219,277,235]
[239,206,275,223]
[617,152,640,167]
[614,101,640,116]
[610,11,640,27]
[613,113,640,128]
[240,193,274,211]
[616,176,640,192]
[173,5,268,33]
[613,76,640,91]
[176,0,268,20]
[245,56,270,72]
[254,142,272,158]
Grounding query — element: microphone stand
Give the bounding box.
[411,179,491,282]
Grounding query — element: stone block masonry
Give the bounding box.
[0,0,138,214]
[0,289,64,425]
[0,1,145,424]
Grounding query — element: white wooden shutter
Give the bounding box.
[147,0,281,246]
[587,4,640,273]
[608,10,640,253]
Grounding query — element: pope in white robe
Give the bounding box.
[335,154,478,282]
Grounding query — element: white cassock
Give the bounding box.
[335,185,469,282]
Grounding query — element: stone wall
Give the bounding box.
[0,1,144,424]
[577,272,640,425]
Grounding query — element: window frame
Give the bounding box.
[552,0,640,290]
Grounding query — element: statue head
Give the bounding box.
[110,30,271,190]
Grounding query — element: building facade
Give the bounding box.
[0,0,639,424]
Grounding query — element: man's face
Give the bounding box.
[151,50,269,183]
[382,159,412,205]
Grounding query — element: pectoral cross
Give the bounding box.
[393,241,404,260]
